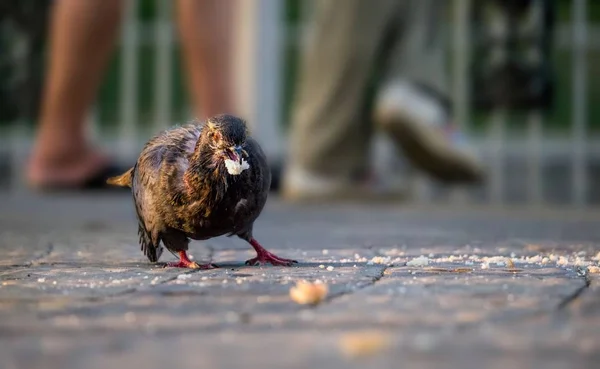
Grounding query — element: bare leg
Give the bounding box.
[245,238,297,267]
[175,0,236,119]
[166,250,217,269]
[27,0,124,188]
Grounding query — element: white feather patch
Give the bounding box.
[224,159,250,175]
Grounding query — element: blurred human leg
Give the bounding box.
[283,0,400,201]
[27,0,124,189]
[175,0,236,119]
[374,0,485,183]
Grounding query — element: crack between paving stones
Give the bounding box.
[556,270,591,310]
[313,265,389,308]
[442,267,594,336]
[6,267,595,337]
[25,242,54,267]
[33,246,217,308]
[85,246,217,299]
[94,257,215,300]
[307,246,392,307]
[33,270,207,319]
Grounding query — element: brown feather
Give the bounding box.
[122,114,271,263]
[106,167,134,188]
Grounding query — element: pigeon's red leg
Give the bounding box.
[166,250,217,269]
[245,238,298,266]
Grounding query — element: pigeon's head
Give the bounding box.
[202,114,250,175]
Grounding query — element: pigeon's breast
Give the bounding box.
[185,175,263,240]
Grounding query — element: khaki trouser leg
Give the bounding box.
[287,0,399,180]
[373,0,484,184]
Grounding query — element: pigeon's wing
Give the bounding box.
[131,124,201,260]
[132,164,163,262]
[137,220,162,262]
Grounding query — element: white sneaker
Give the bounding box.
[374,81,485,184]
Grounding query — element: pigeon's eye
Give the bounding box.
[210,131,222,142]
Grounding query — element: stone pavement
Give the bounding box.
[1,191,600,369]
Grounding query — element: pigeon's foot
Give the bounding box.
[166,260,216,269]
[165,251,217,269]
[245,253,297,267]
[245,238,298,267]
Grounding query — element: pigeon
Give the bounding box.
[107,114,297,269]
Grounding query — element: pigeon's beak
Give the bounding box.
[226,146,246,163]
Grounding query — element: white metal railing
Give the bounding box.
[1,0,595,209]
[112,0,284,161]
[571,0,589,207]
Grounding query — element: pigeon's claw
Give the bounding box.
[245,238,298,267]
[166,261,217,269]
[165,251,217,269]
[245,253,297,267]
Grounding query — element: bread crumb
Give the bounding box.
[367,256,392,265]
[339,331,391,358]
[506,258,515,269]
[481,256,506,267]
[525,255,542,263]
[289,280,328,305]
[587,265,600,274]
[326,266,335,271]
[406,256,429,267]
[224,158,250,175]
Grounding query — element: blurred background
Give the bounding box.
[0,0,597,208]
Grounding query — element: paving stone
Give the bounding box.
[0,191,599,369]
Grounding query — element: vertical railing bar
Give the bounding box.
[453,0,471,133]
[300,0,314,23]
[527,110,543,205]
[153,0,173,133]
[488,109,506,205]
[486,2,508,206]
[412,171,432,204]
[299,0,315,49]
[571,0,588,208]
[88,104,100,142]
[449,0,472,205]
[118,0,139,159]
[8,121,27,192]
[234,0,283,162]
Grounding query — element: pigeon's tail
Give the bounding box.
[106,167,133,188]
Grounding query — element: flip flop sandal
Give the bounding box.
[33,163,133,192]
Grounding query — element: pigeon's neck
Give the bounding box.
[183,144,228,206]
[187,146,223,179]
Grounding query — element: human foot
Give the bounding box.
[27,146,129,190]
